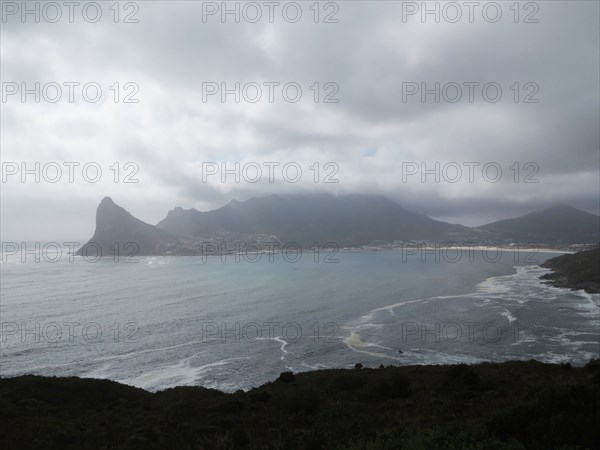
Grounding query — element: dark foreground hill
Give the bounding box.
[2,360,599,449]
[541,247,600,293]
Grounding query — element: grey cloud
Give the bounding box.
[1,1,598,240]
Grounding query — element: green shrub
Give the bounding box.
[249,390,271,403]
[367,374,411,400]
[288,389,320,415]
[278,371,296,383]
[443,364,480,390]
[332,374,366,392]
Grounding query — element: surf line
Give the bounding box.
[343,331,403,361]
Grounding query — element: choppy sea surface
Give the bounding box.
[1,248,598,392]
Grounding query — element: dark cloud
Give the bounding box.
[1,1,598,240]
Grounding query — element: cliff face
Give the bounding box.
[76,197,178,257]
[541,247,600,293]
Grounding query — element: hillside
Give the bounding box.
[76,197,178,257]
[479,205,600,246]
[1,360,598,449]
[74,197,600,256]
[541,247,600,293]
[157,193,467,247]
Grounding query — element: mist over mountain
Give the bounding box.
[76,195,600,256]
[479,205,600,246]
[156,194,467,247]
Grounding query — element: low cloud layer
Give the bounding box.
[1,1,598,240]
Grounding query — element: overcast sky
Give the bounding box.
[1,0,599,241]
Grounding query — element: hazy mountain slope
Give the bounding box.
[479,205,600,245]
[76,197,178,257]
[75,197,600,256]
[156,194,467,246]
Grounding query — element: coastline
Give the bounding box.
[540,248,600,294]
[59,243,575,258]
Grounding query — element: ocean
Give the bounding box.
[1,248,598,392]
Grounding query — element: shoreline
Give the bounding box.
[540,248,600,294]
[1,245,573,262]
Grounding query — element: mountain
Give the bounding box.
[76,197,178,257]
[541,247,600,293]
[76,196,600,257]
[479,205,600,246]
[156,193,467,247]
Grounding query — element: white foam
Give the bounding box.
[255,336,289,360]
[300,362,330,370]
[343,331,403,361]
[501,308,517,324]
[355,322,384,331]
[93,340,210,362]
[360,298,429,321]
[114,355,251,391]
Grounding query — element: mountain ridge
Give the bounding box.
[156,193,469,247]
[76,194,600,256]
[478,204,600,245]
[75,197,178,257]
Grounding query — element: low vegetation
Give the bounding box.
[542,247,600,293]
[1,360,599,449]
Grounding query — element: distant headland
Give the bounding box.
[541,247,600,293]
[75,194,600,257]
